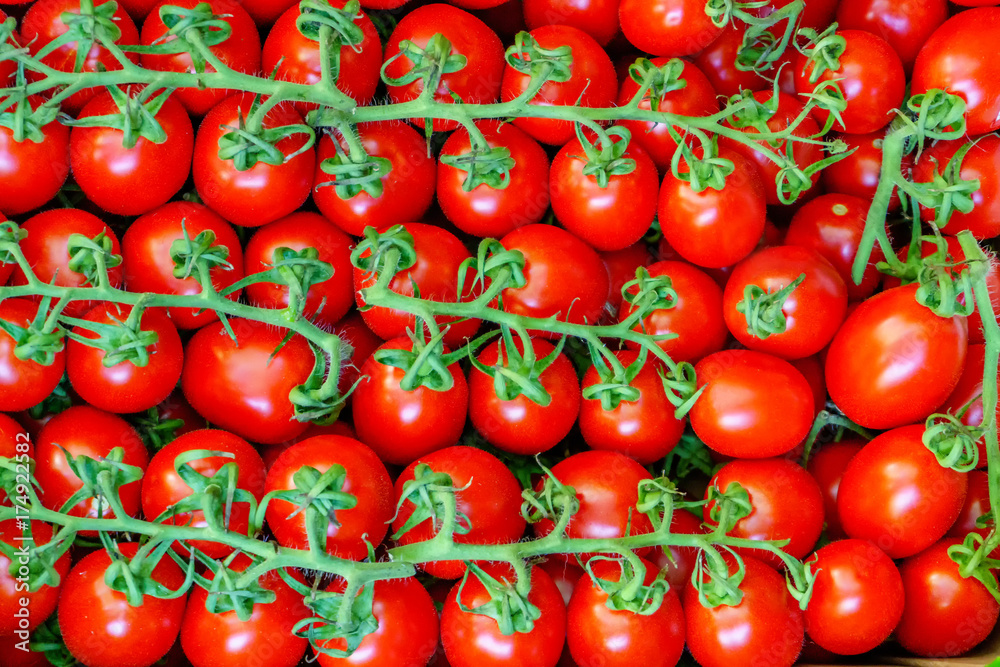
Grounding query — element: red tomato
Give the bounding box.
[259,421,357,471]
[123,201,245,329]
[692,23,768,99]
[825,284,968,430]
[838,424,968,559]
[523,0,619,45]
[0,520,70,635]
[619,0,722,56]
[790,354,826,415]
[938,343,997,468]
[948,470,991,542]
[332,311,382,396]
[820,133,910,213]
[239,0,295,24]
[806,439,864,540]
[652,509,704,593]
[0,97,69,217]
[836,0,948,72]
[0,412,30,464]
[0,299,66,412]
[601,242,653,317]
[538,558,584,605]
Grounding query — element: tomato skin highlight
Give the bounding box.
[0,97,70,217]
[618,0,722,57]
[0,520,70,635]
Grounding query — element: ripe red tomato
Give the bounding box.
[790,354,827,415]
[838,424,969,559]
[392,446,526,579]
[601,242,653,317]
[0,97,69,217]
[0,520,70,635]
[331,311,382,396]
[123,201,245,329]
[59,543,187,667]
[836,0,948,72]
[264,435,393,559]
[0,412,31,466]
[938,343,997,469]
[619,0,721,56]
[948,470,991,541]
[691,350,815,458]
[523,0,619,45]
[652,509,704,593]
[0,299,65,412]
[806,439,864,540]
[692,23,768,99]
[825,284,968,430]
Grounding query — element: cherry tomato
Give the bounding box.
[0,97,70,217]
[0,520,70,635]
[692,23,769,99]
[0,411,31,474]
[806,439,864,540]
[0,299,66,412]
[836,0,948,73]
[618,0,722,57]
[938,343,997,469]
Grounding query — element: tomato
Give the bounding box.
[896,538,1000,657]
[313,122,437,236]
[684,555,804,667]
[693,23,769,99]
[243,212,355,327]
[691,350,814,458]
[836,0,948,72]
[659,147,767,269]
[468,337,581,455]
[354,222,481,348]
[123,201,245,329]
[722,246,848,359]
[538,558,584,605]
[392,446,526,579]
[948,470,991,542]
[141,0,261,116]
[34,406,148,521]
[912,8,1000,137]
[523,0,619,45]
[70,90,193,216]
[601,242,653,317]
[0,411,31,465]
[806,439,864,540]
[260,421,357,471]
[9,208,124,318]
[790,354,826,415]
[181,319,314,444]
[264,435,393,559]
[141,429,266,558]
[0,299,65,412]
[441,563,566,667]
[332,311,382,396]
[0,98,70,217]
[804,539,904,655]
[820,133,909,213]
[384,4,504,132]
[825,284,968,430]
[652,509,704,593]
[618,0,722,57]
[66,303,183,414]
[0,520,70,635]
[838,424,968,559]
[499,224,609,330]
[352,338,469,466]
[437,120,550,238]
[567,558,685,667]
[501,25,616,145]
[59,543,187,667]
[938,344,997,468]
[550,136,658,251]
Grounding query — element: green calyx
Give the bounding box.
[381,32,468,89]
[297,580,379,658]
[151,449,258,535]
[0,299,65,367]
[706,482,753,534]
[141,2,235,58]
[390,463,471,540]
[132,407,188,450]
[736,273,805,340]
[39,0,122,74]
[440,142,516,192]
[67,231,123,289]
[581,345,646,411]
[586,556,670,615]
[505,31,573,83]
[923,413,982,472]
[621,266,678,320]
[628,58,687,110]
[0,93,60,144]
[458,238,527,299]
[521,462,579,524]
[575,124,637,189]
[796,24,846,85]
[912,142,981,229]
[350,225,418,280]
[635,477,685,532]
[217,95,317,171]
[60,86,173,150]
[373,326,456,392]
[170,224,232,280]
[469,326,568,405]
[62,303,160,368]
[671,139,736,193]
[101,537,195,607]
[692,547,745,608]
[949,533,1000,602]
[194,556,277,621]
[288,342,346,423]
[264,463,358,554]
[296,0,366,46]
[55,446,145,518]
[457,562,541,635]
[27,616,76,667]
[0,521,72,593]
[224,246,334,322]
[315,126,392,201]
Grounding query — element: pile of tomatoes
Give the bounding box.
[2,0,1000,666]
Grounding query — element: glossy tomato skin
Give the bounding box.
[0,299,66,412]
[331,311,382,396]
[523,0,619,45]
[939,344,996,469]
[949,470,991,542]
[806,439,864,540]
[264,435,394,559]
[393,446,526,579]
[619,0,722,56]
[123,201,245,329]
[181,319,314,444]
[0,98,70,216]
[691,350,814,458]
[836,0,948,72]
[59,543,187,667]
[692,23,768,98]
[896,538,1000,657]
[243,212,355,327]
[0,520,71,635]
[838,425,968,559]
[825,284,968,430]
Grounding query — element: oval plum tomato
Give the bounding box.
[141,0,261,116]
[193,93,315,227]
[722,246,848,359]
[692,23,768,98]
[332,311,382,396]
[383,4,504,132]
[313,122,437,236]
[522,0,619,45]
[264,435,393,559]
[123,201,245,329]
[0,97,70,217]
[531,451,654,560]
[501,25,616,145]
[836,0,948,73]
[315,576,440,667]
[354,222,481,348]
[652,509,704,593]
[937,344,996,469]
[949,470,991,541]
[619,260,728,363]
[21,0,139,113]
[262,0,381,114]
[181,319,313,444]
[659,147,767,268]
[34,406,148,521]
[70,90,193,216]
[0,299,66,412]
[58,543,186,667]
[618,0,722,57]
[684,555,804,667]
[580,351,685,464]
[825,284,968,430]
[437,120,550,237]
[691,349,814,458]
[352,338,469,466]
[616,59,719,172]
[9,208,123,318]
[567,558,685,667]
[181,556,309,667]
[392,446,526,579]
[468,337,581,455]
[66,303,183,414]
[550,135,658,251]
[141,430,266,558]
[499,224,609,330]
[601,242,652,317]
[0,520,70,635]
[704,458,824,566]
[243,212,355,327]
[806,439,864,540]
[837,424,968,559]
[441,563,566,667]
[821,132,911,212]
[896,538,1000,657]
[804,539,904,655]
